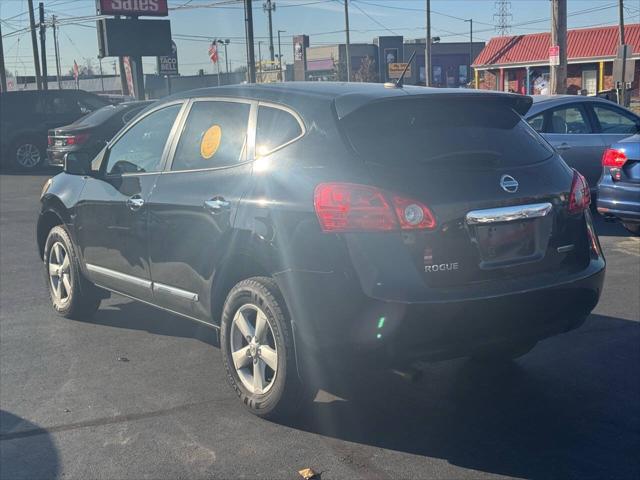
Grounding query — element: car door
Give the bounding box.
[534,103,605,188]
[590,101,640,149]
[74,102,185,301]
[146,98,255,320]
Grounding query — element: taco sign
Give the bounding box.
[97,0,169,17]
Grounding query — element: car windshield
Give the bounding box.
[341,98,554,167]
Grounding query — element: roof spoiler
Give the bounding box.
[335,91,533,120]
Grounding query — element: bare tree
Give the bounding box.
[354,56,378,83]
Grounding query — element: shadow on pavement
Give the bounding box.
[0,411,60,480]
[74,299,219,347]
[592,211,637,237]
[284,313,640,479]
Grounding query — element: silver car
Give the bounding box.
[525,96,640,190]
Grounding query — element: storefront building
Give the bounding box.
[473,24,640,98]
[297,35,484,86]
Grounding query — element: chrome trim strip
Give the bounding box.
[93,283,217,329]
[466,202,553,225]
[153,282,199,302]
[557,244,575,253]
[85,264,152,290]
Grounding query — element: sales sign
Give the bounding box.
[97,0,168,17]
[549,45,560,66]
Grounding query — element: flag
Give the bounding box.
[73,60,79,81]
[208,42,218,64]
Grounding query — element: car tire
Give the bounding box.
[12,136,44,170]
[472,340,537,362]
[44,225,101,319]
[622,222,640,236]
[220,276,303,420]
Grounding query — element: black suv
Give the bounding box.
[38,83,605,419]
[0,90,110,170]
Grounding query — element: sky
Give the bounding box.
[1,0,640,77]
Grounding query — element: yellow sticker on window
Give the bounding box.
[200,125,222,159]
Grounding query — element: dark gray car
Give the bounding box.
[525,96,640,190]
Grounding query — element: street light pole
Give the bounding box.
[277,29,285,81]
[258,41,263,83]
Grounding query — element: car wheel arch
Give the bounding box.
[37,201,70,259]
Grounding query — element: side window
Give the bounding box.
[547,106,592,134]
[105,104,181,175]
[527,113,545,133]
[171,101,250,171]
[46,95,81,116]
[593,105,639,134]
[255,105,303,156]
[77,95,107,115]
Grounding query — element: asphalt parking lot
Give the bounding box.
[1,171,638,480]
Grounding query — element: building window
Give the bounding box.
[433,65,442,84]
[582,69,598,96]
[459,65,468,84]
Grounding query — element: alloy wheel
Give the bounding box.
[16,143,41,168]
[48,242,72,304]
[230,304,278,394]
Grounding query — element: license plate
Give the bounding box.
[475,220,537,263]
[55,140,63,146]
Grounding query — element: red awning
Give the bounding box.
[473,23,640,68]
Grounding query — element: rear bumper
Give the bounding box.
[276,258,605,369]
[597,179,640,223]
[46,148,66,167]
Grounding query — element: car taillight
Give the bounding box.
[314,183,436,232]
[568,170,591,215]
[602,148,627,181]
[47,136,53,146]
[66,133,90,145]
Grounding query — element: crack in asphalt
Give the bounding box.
[0,400,217,442]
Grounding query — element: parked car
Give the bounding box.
[0,90,111,170]
[597,134,640,235]
[47,101,155,167]
[525,95,640,190]
[37,83,605,419]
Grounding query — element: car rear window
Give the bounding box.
[341,98,554,168]
[72,105,123,126]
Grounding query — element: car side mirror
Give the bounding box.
[64,151,91,176]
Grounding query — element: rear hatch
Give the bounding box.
[337,95,592,292]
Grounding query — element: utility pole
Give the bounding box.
[465,19,473,86]
[344,0,351,82]
[277,29,285,81]
[38,2,48,90]
[98,57,105,91]
[618,0,627,106]
[244,0,257,83]
[28,0,42,90]
[550,0,567,94]
[0,22,8,92]
[264,0,275,62]
[425,0,431,86]
[52,15,62,89]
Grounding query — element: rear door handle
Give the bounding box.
[204,197,231,213]
[556,143,572,151]
[126,194,144,211]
